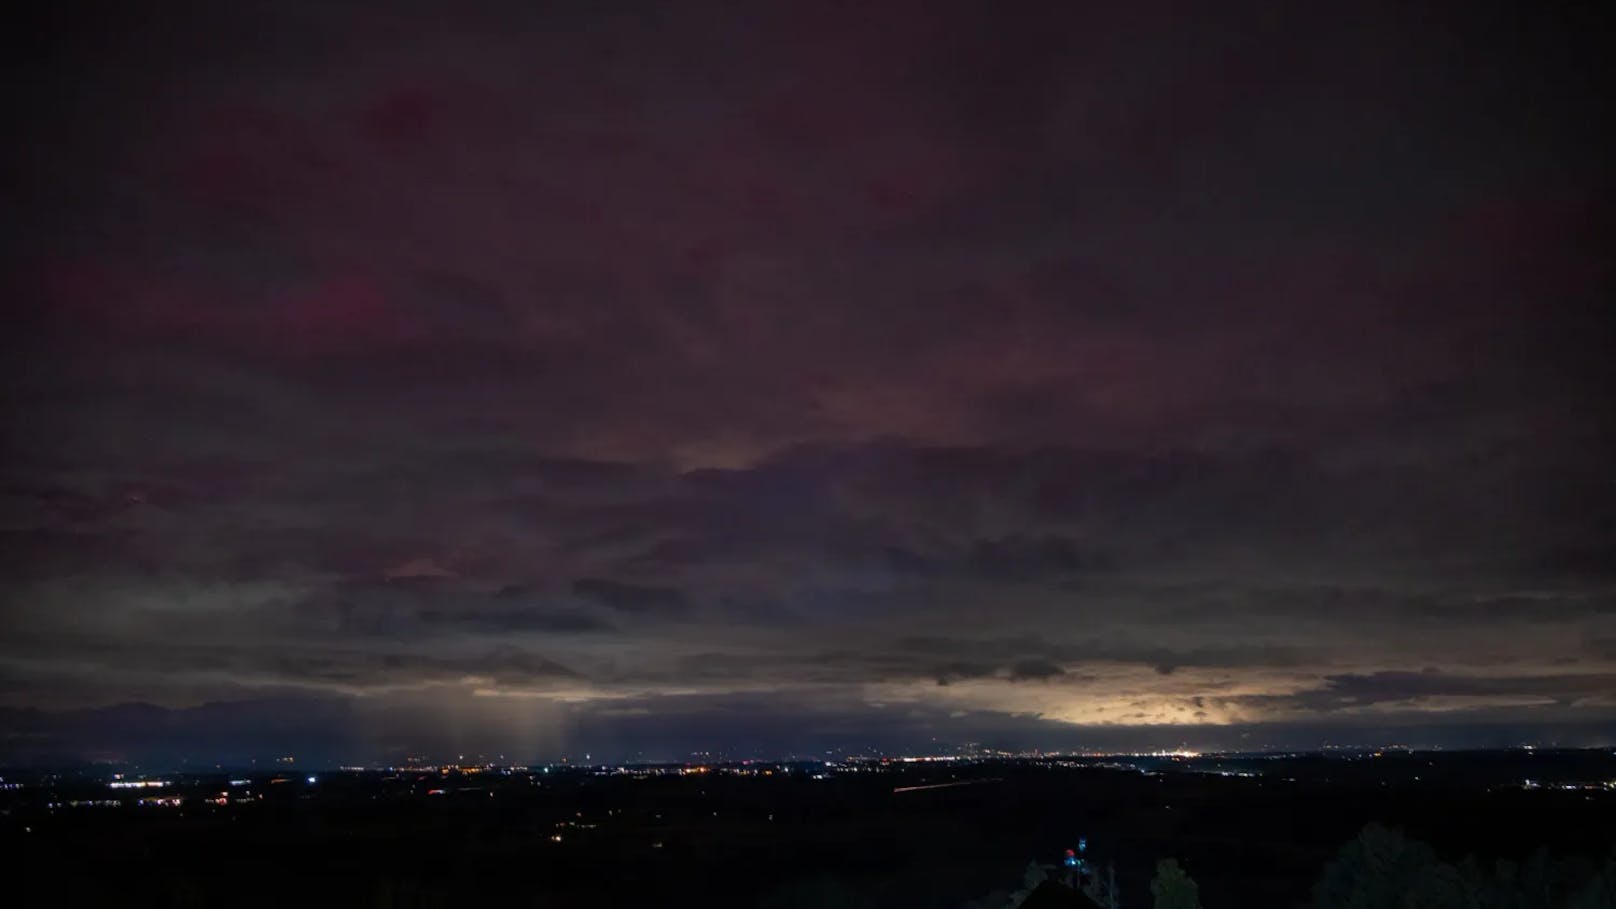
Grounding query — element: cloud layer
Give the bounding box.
[2,0,1612,761]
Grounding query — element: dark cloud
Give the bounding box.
[571,578,691,616]
[1224,670,1616,716]
[899,636,1320,676]
[1145,644,1318,677]
[1,0,1612,760]
[933,663,998,687]
[417,607,616,634]
[1006,659,1066,682]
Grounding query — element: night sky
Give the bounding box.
[3,1,1612,764]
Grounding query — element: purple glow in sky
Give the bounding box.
[2,0,1612,763]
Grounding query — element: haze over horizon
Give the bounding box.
[3,0,1612,766]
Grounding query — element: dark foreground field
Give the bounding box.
[5,751,1614,907]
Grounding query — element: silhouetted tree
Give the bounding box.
[1568,849,1616,909]
[1402,858,1490,909]
[1150,859,1201,909]
[1314,823,1439,909]
[1082,860,1120,909]
[1314,824,1616,909]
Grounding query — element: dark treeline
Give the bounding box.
[987,825,1616,909]
[1312,824,1616,909]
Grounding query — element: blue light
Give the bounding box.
[1078,837,1087,852]
[307,776,317,784]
